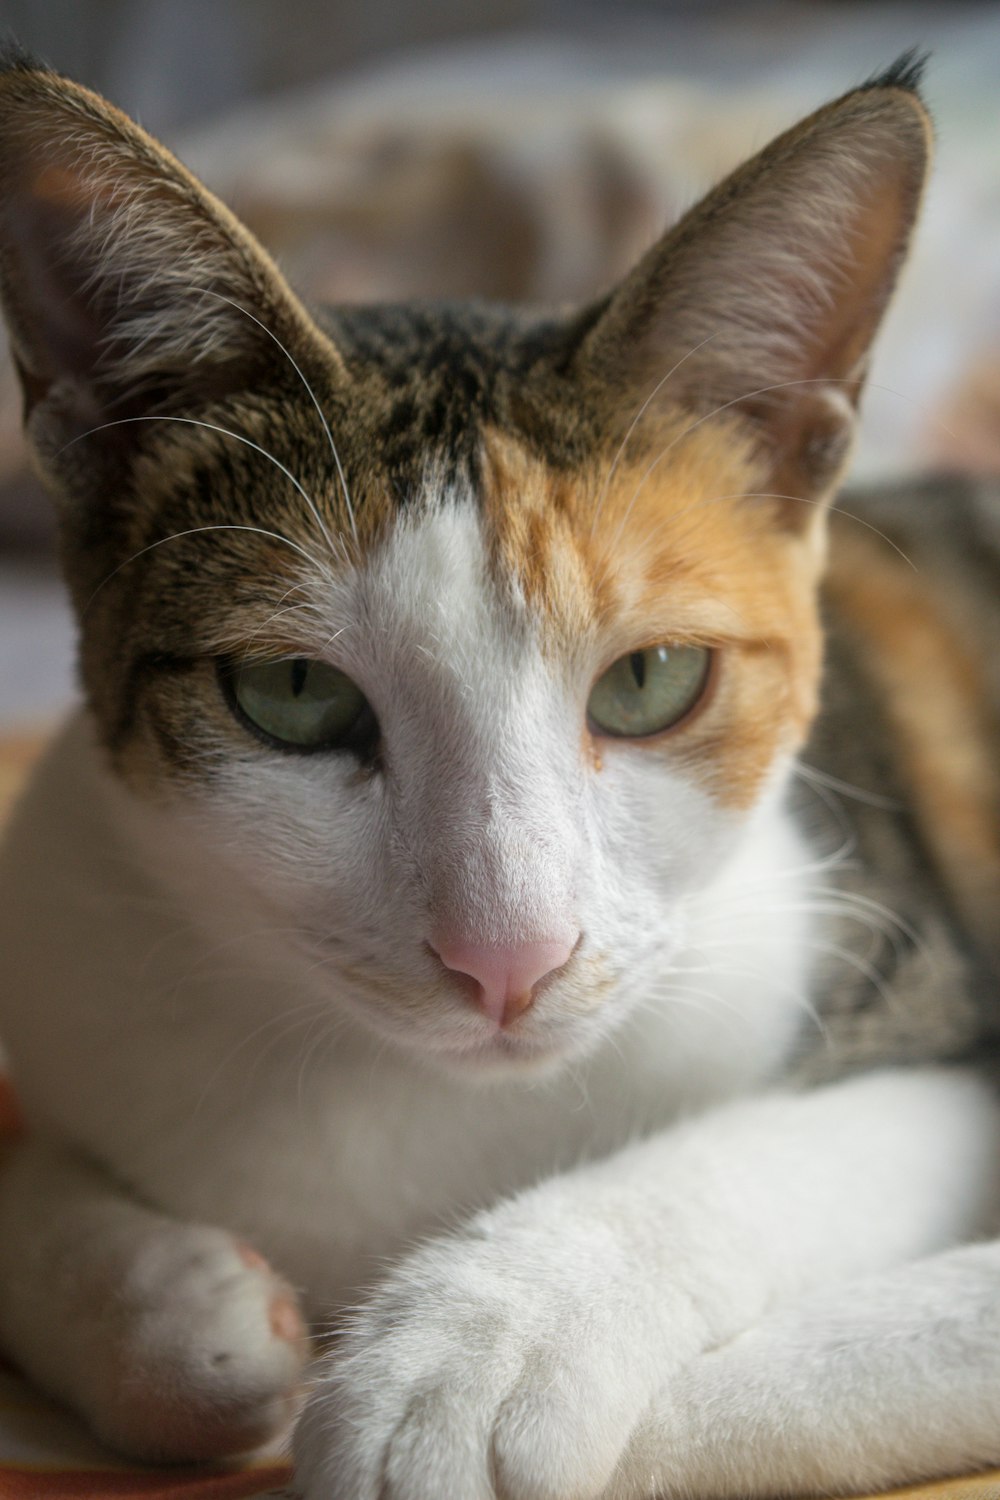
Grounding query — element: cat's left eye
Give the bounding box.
[223,657,377,755]
[587,644,711,738]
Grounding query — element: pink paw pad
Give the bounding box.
[237,1240,308,1346]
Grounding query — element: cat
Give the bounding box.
[0,38,998,1499]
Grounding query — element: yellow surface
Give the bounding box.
[884,1476,1000,1500]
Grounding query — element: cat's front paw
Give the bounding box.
[87,1228,308,1462]
[294,1205,706,1500]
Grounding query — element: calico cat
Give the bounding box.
[0,40,998,1499]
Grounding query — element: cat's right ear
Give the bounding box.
[0,49,342,471]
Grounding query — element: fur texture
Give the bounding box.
[0,49,998,1498]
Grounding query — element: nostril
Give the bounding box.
[430,933,580,1028]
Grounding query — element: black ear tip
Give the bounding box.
[861,48,930,98]
[0,35,49,78]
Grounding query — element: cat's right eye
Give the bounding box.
[222,657,378,756]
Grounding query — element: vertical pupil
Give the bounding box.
[290,658,309,698]
[629,651,646,690]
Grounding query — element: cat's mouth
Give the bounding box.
[322,944,609,1073]
[419,998,610,1077]
[434,1027,577,1078]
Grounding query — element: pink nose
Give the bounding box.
[433,935,578,1028]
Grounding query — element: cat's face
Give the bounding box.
[94,399,819,1073]
[0,50,929,1072]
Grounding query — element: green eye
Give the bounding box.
[225,657,376,753]
[587,645,711,738]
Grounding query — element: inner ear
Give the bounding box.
[576,58,932,523]
[744,388,859,523]
[0,59,342,451]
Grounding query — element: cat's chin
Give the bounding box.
[413,1024,597,1082]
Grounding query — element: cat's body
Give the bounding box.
[0,45,999,1498]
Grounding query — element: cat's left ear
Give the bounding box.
[576,55,932,523]
[0,48,342,463]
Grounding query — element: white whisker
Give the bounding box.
[795,762,901,813]
[197,288,359,547]
[82,522,328,617]
[604,374,922,568]
[61,412,342,578]
[238,593,328,664]
[191,996,333,1117]
[590,332,719,539]
[297,1012,343,1119]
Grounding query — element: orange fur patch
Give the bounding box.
[826,528,1000,963]
[480,421,826,808]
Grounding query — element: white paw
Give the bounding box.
[82,1227,308,1461]
[294,1202,706,1500]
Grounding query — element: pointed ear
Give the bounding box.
[0,51,340,468]
[576,54,932,522]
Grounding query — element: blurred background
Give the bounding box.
[2,0,1000,738]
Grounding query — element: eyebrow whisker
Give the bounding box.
[61,412,343,564]
[195,288,359,549]
[590,332,720,541]
[82,521,330,616]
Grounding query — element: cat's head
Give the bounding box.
[0,47,930,1073]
